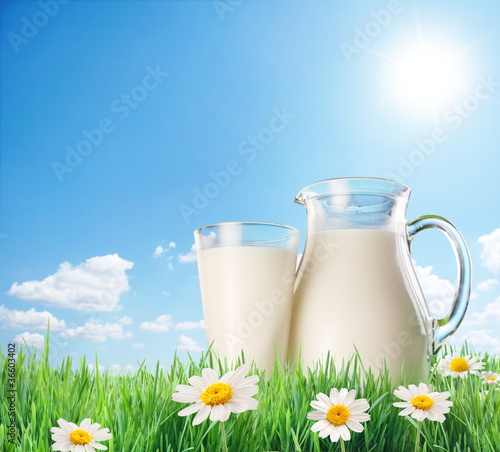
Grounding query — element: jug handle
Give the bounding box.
[407,215,472,354]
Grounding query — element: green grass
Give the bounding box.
[1,339,499,452]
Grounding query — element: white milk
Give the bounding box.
[197,246,296,374]
[288,229,433,382]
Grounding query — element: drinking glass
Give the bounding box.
[194,221,299,374]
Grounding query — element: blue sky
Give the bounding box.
[1,0,499,373]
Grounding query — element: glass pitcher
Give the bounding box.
[287,177,471,383]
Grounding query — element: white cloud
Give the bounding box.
[178,244,197,264]
[118,316,133,325]
[110,364,121,373]
[87,363,105,373]
[477,278,499,292]
[177,334,203,352]
[414,264,455,318]
[168,263,173,271]
[154,242,176,258]
[61,319,133,342]
[162,292,171,297]
[468,297,500,325]
[124,364,134,372]
[153,245,167,258]
[175,320,205,330]
[460,329,500,353]
[13,332,45,349]
[132,343,145,349]
[139,314,173,332]
[7,254,133,311]
[0,305,66,331]
[478,228,500,274]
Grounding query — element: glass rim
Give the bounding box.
[194,221,299,243]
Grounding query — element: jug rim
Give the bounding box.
[295,177,411,204]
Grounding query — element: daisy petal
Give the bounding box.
[187,375,206,390]
[393,402,411,408]
[346,419,364,433]
[350,412,370,422]
[79,419,92,430]
[179,401,204,417]
[337,388,349,405]
[328,388,339,405]
[201,368,219,384]
[307,411,326,421]
[193,405,211,426]
[222,364,250,386]
[310,400,329,412]
[210,404,225,422]
[339,424,351,441]
[343,390,357,407]
[398,405,416,416]
[330,426,341,442]
[347,399,369,413]
[311,419,330,433]
[318,392,332,406]
[411,409,427,422]
[219,405,231,422]
[172,392,200,403]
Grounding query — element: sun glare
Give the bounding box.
[367,10,482,119]
[394,45,461,108]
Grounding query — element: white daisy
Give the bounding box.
[438,353,485,378]
[172,363,259,425]
[480,371,500,385]
[307,388,370,442]
[393,383,453,422]
[51,418,112,451]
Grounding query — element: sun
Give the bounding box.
[392,44,462,108]
[366,10,483,120]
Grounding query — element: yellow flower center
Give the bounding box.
[69,429,92,445]
[449,357,469,373]
[411,395,434,411]
[326,404,350,426]
[200,382,233,406]
[486,377,496,381]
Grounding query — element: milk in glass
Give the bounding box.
[197,245,296,374]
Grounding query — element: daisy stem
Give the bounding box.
[220,422,228,452]
[340,438,346,452]
[414,421,422,452]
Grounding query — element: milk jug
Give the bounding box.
[287,178,471,382]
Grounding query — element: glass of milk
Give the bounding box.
[194,222,299,374]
